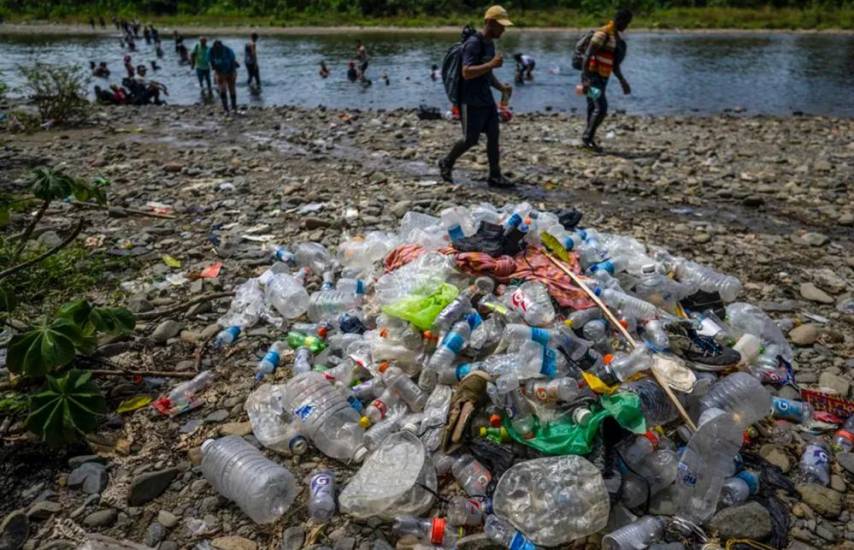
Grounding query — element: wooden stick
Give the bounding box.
[0,219,85,280]
[71,201,176,219]
[543,251,698,432]
[88,369,198,379]
[135,291,234,320]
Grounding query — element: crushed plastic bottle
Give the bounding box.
[152,371,214,416]
[266,269,310,319]
[308,469,337,522]
[799,439,830,486]
[201,436,298,524]
[245,384,308,455]
[601,516,665,550]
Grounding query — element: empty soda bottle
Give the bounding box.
[832,416,854,453]
[287,331,327,354]
[799,439,830,486]
[505,281,555,327]
[308,469,337,522]
[524,377,580,404]
[201,436,298,524]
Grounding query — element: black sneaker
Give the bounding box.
[668,321,740,369]
[487,175,515,188]
[582,139,603,153]
[438,158,454,183]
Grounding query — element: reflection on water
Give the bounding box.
[0,30,852,115]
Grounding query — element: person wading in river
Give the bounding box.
[191,36,213,96]
[245,33,261,91]
[580,9,632,153]
[438,5,515,188]
[210,40,239,115]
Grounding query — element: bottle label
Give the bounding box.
[310,472,333,496]
[370,399,388,419]
[509,532,536,550]
[510,289,529,312]
[532,382,555,403]
[262,351,280,367]
[530,327,550,346]
[771,397,806,421]
[226,326,241,338]
[443,333,465,354]
[448,224,464,242]
[735,469,759,494]
[540,347,557,378]
[677,462,698,487]
[294,404,315,420]
[347,395,364,413]
[803,444,829,468]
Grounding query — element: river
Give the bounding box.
[1,29,852,116]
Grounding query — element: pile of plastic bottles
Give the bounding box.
[175,202,851,548]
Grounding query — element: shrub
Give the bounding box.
[18,63,90,126]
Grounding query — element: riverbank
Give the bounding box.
[1,6,853,32]
[0,104,852,548]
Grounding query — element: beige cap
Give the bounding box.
[484,5,513,26]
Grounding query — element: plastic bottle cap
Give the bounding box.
[377,361,390,374]
[643,430,660,448]
[563,319,574,328]
[353,446,368,462]
[619,319,629,330]
[358,416,371,429]
[489,414,502,427]
[603,353,614,365]
[317,326,329,338]
[379,327,389,338]
[479,426,488,437]
[430,517,447,545]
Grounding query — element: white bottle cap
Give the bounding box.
[353,446,368,463]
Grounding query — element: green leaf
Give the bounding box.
[29,167,75,202]
[87,307,135,335]
[7,318,81,377]
[56,299,92,326]
[26,369,107,446]
[0,286,16,314]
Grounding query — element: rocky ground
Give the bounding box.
[0,104,852,550]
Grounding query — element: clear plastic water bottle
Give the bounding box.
[799,440,830,486]
[565,307,602,329]
[451,454,493,497]
[524,377,579,404]
[447,495,488,526]
[673,408,743,521]
[294,242,335,274]
[432,287,477,334]
[307,289,363,322]
[293,347,313,375]
[599,288,658,321]
[484,514,537,550]
[440,206,477,242]
[213,326,241,348]
[255,341,287,380]
[392,516,459,548]
[606,346,653,382]
[642,320,670,351]
[620,379,679,426]
[719,475,750,506]
[244,384,308,456]
[832,417,854,453]
[699,372,771,428]
[282,371,368,462]
[352,377,384,401]
[382,365,428,411]
[427,320,471,371]
[583,319,612,354]
[308,469,337,522]
[265,269,310,319]
[272,245,295,266]
[362,387,401,426]
[336,277,367,295]
[601,516,665,550]
[770,397,812,423]
[201,436,298,524]
[505,387,536,439]
[153,370,215,416]
[364,405,407,451]
[506,281,555,327]
[673,259,742,302]
[619,432,658,468]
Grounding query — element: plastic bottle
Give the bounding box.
[505,388,536,439]
[307,289,363,322]
[770,397,813,423]
[719,476,750,506]
[336,277,367,295]
[427,320,471,371]
[621,379,680,427]
[244,384,308,456]
[506,281,555,327]
[725,302,792,363]
[599,288,658,321]
[265,269,310,319]
[272,245,295,266]
[352,377,384,401]
[362,387,401,426]
[642,320,670,351]
[308,469,337,522]
[451,454,493,497]
[201,436,298,524]
[566,307,602,330]
[440,206,477,242]
[153,371,215,416]
[392,516,459,548]
[382,365,428,411]
[524,377,579,404]
[583,319,612,354]
[620,432,658,468]
[256,341,287,380]
[484,514,538,550]
[673,408,744,521]
[432,286,477,333]
[607,346,653,382]
[364,405,407,450]
[447,496,488,526]
[293,347,313,375]
[282,371,368,462]
[673,259,742,302]
[213,326,241,348]
[799,440,830,486]
[294,242,335,274]
[832,417,854,453]
[699,372,771,428]
[287,331,327,354]
[601,516,665,550]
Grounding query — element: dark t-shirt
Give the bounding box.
[460,32,496,108]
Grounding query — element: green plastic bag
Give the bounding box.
[504,392,647,456]
[382,283,459,331]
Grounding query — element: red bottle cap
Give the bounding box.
[430,517,446,545]
[489,414,502,427]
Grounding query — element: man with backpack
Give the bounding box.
[578,9,633,152]
[439,6,515,188]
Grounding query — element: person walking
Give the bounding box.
[244,32,261,91]
[191,36,213,96]
[438,5,514,188]
[210,40,239,114]
[580,9,632,152]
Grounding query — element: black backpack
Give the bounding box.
[571,30,595,71]
[441,25,478,105]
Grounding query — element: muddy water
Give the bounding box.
[1,31,853,115]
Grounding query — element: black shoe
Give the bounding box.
[487,175,515,188]
[582,138,603,153]
[438,158,454,183]
[668,321,741,370]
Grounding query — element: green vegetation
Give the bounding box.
[0,0,851,29]
[18,64,90,126]
[0,167,136,447]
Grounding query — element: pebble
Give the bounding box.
[333,537,356,550]
[127,468,179,506]
[818,371,850,397]
[67,455,103,469]
[144,522,167,546]
[157,510,179,529]
[205,409,230,423]
[219,422,252,436]
[281,526,306,550]
[707,502,773,540]
[67,462,108,495]
[789,323,820,346]
[797,483,844,518]
[837,453,854,475]
[152,319,184,343]
[82,509,117,528]
[211,536,258,550]
[800,282,835,304]
[800,232,830,247]
[759,444,791,472]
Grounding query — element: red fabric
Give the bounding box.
[383,244,595,310]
